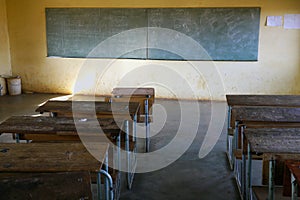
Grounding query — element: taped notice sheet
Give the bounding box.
[284,14,300,29]
[266,16,282,27]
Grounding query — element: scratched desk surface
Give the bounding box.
[0,143,109,172]
[0,116,122,135]
[36,101,140,118]
[244,128,300,154]
[226,95,300,107]
[229,106,300,128]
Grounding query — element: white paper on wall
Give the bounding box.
[266,16,282,27]
[284,14,300,29]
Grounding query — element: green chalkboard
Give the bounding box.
[148,8,260,60]
[46,8,148,58]
[46,8,260,61]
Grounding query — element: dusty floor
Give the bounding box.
[0,93,242,200]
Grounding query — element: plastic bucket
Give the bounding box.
[0,77,7,96]
[7,77,21,95]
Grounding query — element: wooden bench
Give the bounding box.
[0,172,92,200]
[0,142,113,200]
[244,127,300,200]
[108,87,155,152]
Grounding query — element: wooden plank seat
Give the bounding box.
[243,128,300,200]
[0,172,93,200]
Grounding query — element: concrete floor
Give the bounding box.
[0,94,241,200]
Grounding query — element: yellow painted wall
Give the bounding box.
[0,0,11,76]
[5,0,300,100]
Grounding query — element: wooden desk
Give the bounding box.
[233,122,300,199]
[0,172,92,199]
[230,106,300,128]
[110,87,155,152]
[111,87,155,114]
[36,100,140,120]
[226,106,300,170]
[0,142,113,199]
[0,116,122,142]
[0,115,136,191]
[226,95,300,107]
[244,128,300,200]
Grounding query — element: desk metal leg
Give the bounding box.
[268,159,275,200]
[97,171,102,200]
[100,169,114,200]
[97,151,114,200]
[133,114,137,142]
[226,106,231,154]
[242,153,247,199]
[291,173,298,200]
[247,143,252,200]
[15,133,20,143]
[125,120,135,189]
[227,106,233,169]
[145,99,150,152]
[230,121,239,170]
[240,127,246,199]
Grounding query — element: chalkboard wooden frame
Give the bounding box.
[46,7,260,61]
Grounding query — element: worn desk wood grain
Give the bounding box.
[36,101,140,119]
[111,87,155,115]
[230,106,300,128]
[243,128,300,200]
[244,128,300,155]
[0,172,92,200]
[0,143,108,172]
[226,95,300,107]
[0,116,124,142]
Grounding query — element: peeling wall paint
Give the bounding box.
[4,0,300,100]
